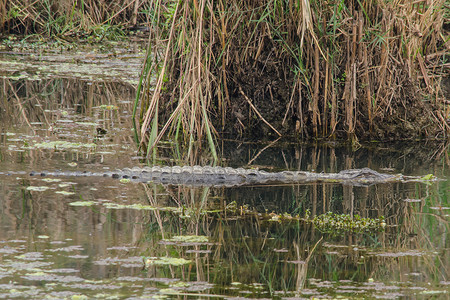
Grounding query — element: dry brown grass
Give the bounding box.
[135,0,448,158]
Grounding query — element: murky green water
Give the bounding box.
[0,46,448,299]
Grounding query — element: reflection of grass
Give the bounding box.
[369,181,449,288]
[142,183,422,295]
[416,181,449,283]
[124,179,449,297]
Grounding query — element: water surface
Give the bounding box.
[0,48,448,299]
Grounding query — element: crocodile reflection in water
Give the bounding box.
[5,165,432,187]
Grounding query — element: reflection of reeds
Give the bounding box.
[135,179,427,294]
[1,78,135,125]
[2,169,446,294]
[0,78,138,169]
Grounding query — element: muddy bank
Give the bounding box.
[213,42,448,142]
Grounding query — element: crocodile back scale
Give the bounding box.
[0,165,416,187]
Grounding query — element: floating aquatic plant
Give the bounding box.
[98,105,119,110]
[103,203,156,210]
[223,204,385,235]
[163,235,209,244]
[26,186,50,192]
[42,178,62,182]
[311,212,386,235]
[75,122,99,126]
[33,141,96,150]
[55,191,75,196]
[69,201,95,207]
[143,256,191,268]
[421,174,434,181]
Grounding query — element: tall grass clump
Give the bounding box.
[136,0,448,156]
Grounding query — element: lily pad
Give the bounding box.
[75,122,99,126]
[144,256,191,268]
[164,235,209,243]
[42,178,62,182]
[69,201,95,207]
[55,191,75,196]
[27,186,50,192]
[33,141,96,150]
[103,203,156,210]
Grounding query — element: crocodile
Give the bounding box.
[0,165,432,187]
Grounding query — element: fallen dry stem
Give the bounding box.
[239,86,282,137]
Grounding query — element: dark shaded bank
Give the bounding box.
[138,0,449,150]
